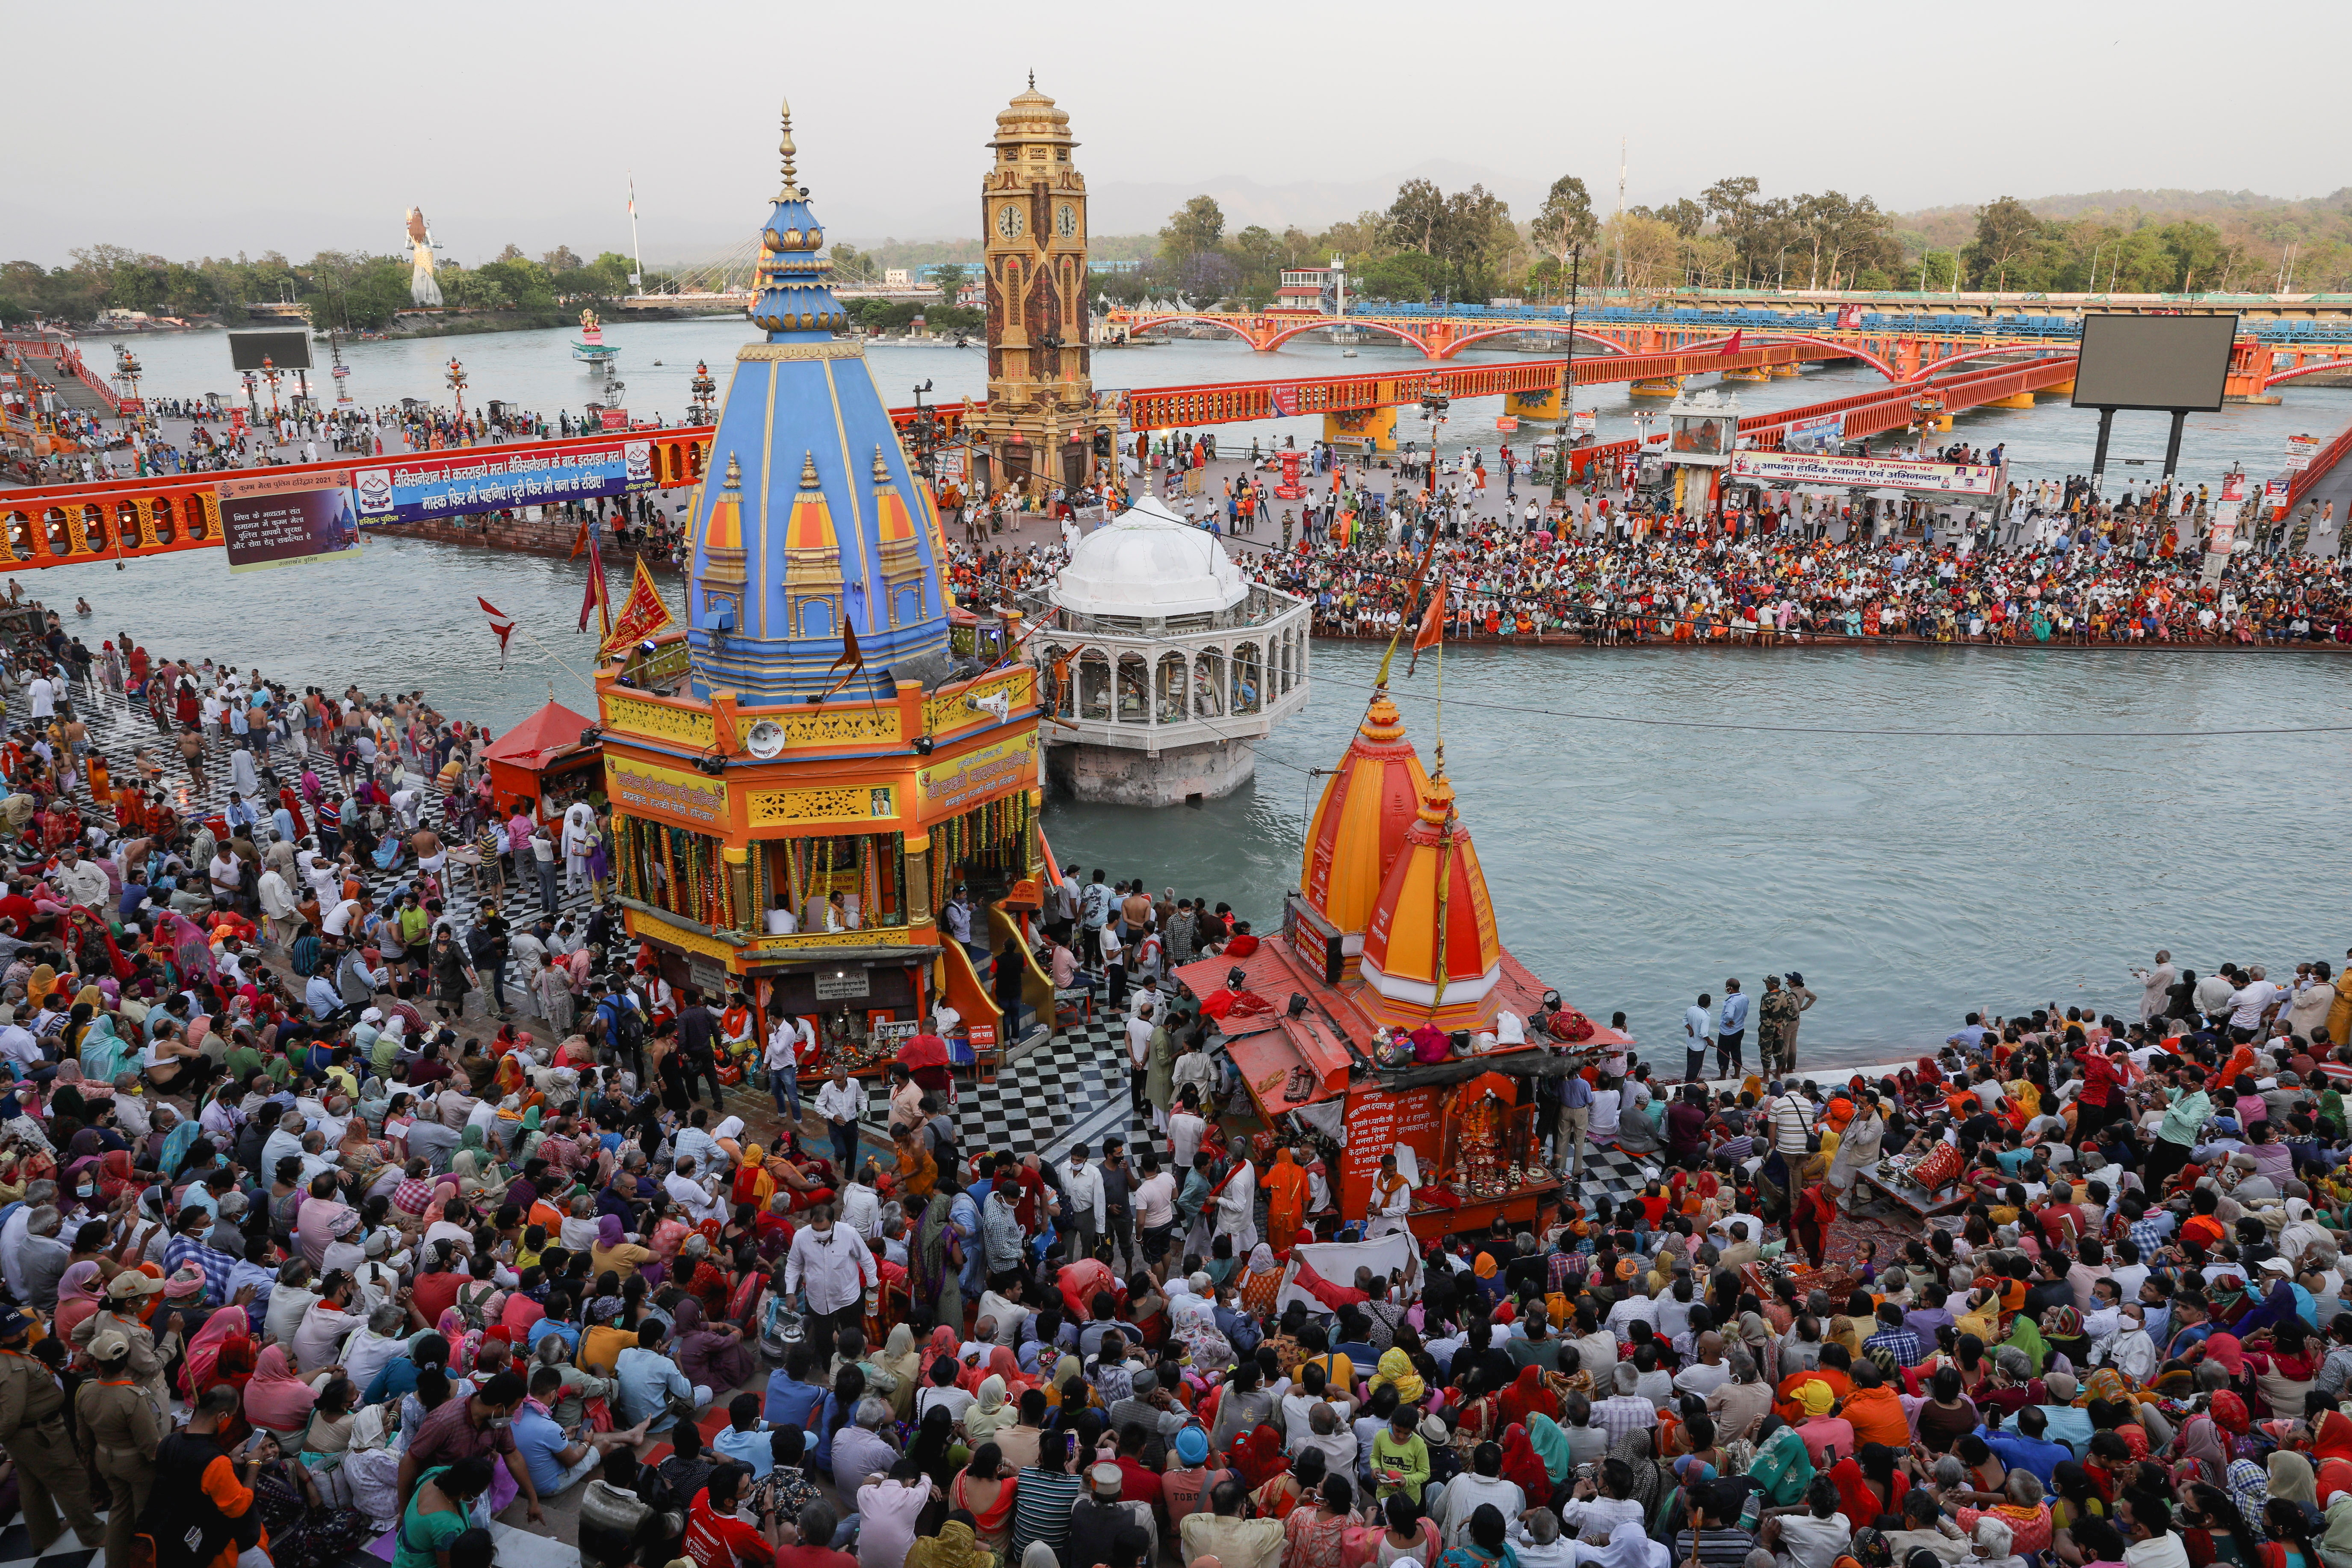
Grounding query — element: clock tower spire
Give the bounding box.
[973,78,1094,498]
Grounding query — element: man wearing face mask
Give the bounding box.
[398,1367,544,1524]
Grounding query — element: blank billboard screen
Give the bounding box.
[227,329,314,372]
[2070,314,2236,412]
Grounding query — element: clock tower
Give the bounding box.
[973,77,1095,497]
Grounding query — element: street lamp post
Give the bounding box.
[446,356,468,420]
[260,355,283,419]
[1554,242,1581,500]
[687,360,717,425]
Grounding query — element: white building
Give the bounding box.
[1029,495,1312,805]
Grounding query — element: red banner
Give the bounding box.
[1270,383,1301,416]
[598,408,629,431]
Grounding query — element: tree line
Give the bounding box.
[1,243,647,331]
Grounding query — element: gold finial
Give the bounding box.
[724,451,742,488]
[1028,69,1035,91]
[871,446,890,483]
[800,450,821,489]
[777,98,800,197]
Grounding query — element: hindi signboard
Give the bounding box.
[1729,450,2001,496]
[2285,433,2322,472]
[1569,409,1596,439]
[353,435,659,525]
[216,471,362,574]
[1786,413,1846,454]
[914,731,1039,821]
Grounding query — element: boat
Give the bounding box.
[572,307,621,367]
[1343,349,1358,358]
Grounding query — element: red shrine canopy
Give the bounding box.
[484,700,598,818]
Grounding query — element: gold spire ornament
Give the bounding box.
[777,98,801,198]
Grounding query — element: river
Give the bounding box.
[47,319,2352,1066]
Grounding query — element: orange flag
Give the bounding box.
[1408,578,1445,676]
[818,620,865,700]
[599,557,677,657]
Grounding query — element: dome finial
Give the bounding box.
[777,97,800,198]
[871,446,891,483]
[1028,68,1035,91]
[800,450,821,489]
[723,451,742,488]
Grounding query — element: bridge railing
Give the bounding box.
[2281,422,2352,517]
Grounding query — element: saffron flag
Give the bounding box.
[1408,578,1445,676]
[818,620,865,701]
[579,532,606,633]
[478,597,514,667]
[599,557,677,658]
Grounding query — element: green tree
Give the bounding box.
[931,262,969,306]
[1532,175,1598,302]
[1159,195,1226,261]
[1962,196,2045,290]
[1350,251,1451,303]
[1702,177,1761,280]
[1383,179,1450,256]
[541,245,582,273]
[1633,198,1706,239]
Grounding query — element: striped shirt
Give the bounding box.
[1011,1465,1084,1564]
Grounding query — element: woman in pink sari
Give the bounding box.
[245,1344,319,1438]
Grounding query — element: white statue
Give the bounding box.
[405,206,443,308]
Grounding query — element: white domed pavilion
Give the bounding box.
[1025,496,1311,805]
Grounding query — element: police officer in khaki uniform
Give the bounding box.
[76,1326,160,1568]
[0,1307,105,1552]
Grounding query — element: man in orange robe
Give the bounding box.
[1263,1145,1309,1256]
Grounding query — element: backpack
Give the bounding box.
[454,1280,499,1332]
[604,997,646,1057]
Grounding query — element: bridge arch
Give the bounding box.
[1120,314,1273,351]
[1256,317,1435,356]
[1672,333,1906,382]
[1915,343,2076,379]
[2263,356,2352,388]
[1430,325,1637,359]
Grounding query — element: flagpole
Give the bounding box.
[506,619,600,699]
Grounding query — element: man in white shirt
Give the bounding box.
[1125,1004,1155,1115]
[1059,1146,1105,1261]
[664,1156,721,1223]
[0,1007,39,1066]
[783,1202,880,1360]
[759,1012,804,1124]
[2227,968,2280,1039]
[1132,1153,1177,1260]
[816,1064,863,1174]
[54,847,110,912]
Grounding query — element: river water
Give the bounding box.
[50,319,2352,1064]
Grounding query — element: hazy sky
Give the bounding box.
[15,0,2343,268]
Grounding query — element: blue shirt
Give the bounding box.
[528,1318,581,1357]
[1563,1076,1594,1110]
[1979,1425,2071,1489]
[712,1422,775,1479]
[1719,993,1750,1036]
[765,1372,827,1429]
[615,1346,694,1431]
[2035,1403,2095,1458]
[512,1408,576,1495]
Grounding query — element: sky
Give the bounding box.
[15,0,2345,269]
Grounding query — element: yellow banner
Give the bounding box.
[608,756,728,830]
[915,730,1037,819]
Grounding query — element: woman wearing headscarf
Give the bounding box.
[2275,1453,2323,1521]
[965,1373,1016,1446]
[671,1295,757,1392]
[590,1213,655,1281]
[54,1261,106,1341]
[1527,1413,1576,1495]
[1495,1363,1555,1429]
[245,1343,322,1439]
[1499,1423,1553,1500]
[1238,1243,1285,1320]
[913,1192,965,1328]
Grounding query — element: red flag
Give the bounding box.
[1408,578,1445,676]
[478,597,514,668]
[568,521,589,559]
[1721,329,1743,355]
[579,532,610,636]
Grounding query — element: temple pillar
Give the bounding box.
[905,831,933,927]
[723,847,750,935]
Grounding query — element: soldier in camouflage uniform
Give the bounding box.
[1757,972,1800,1081]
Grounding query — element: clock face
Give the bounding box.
[1056,204,1078,239]
[996,203,1024,239]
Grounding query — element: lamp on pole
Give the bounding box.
[1554,242,1581,501]
[260,354,283,419]
[687,360,717,425]
[446,355,469,419]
